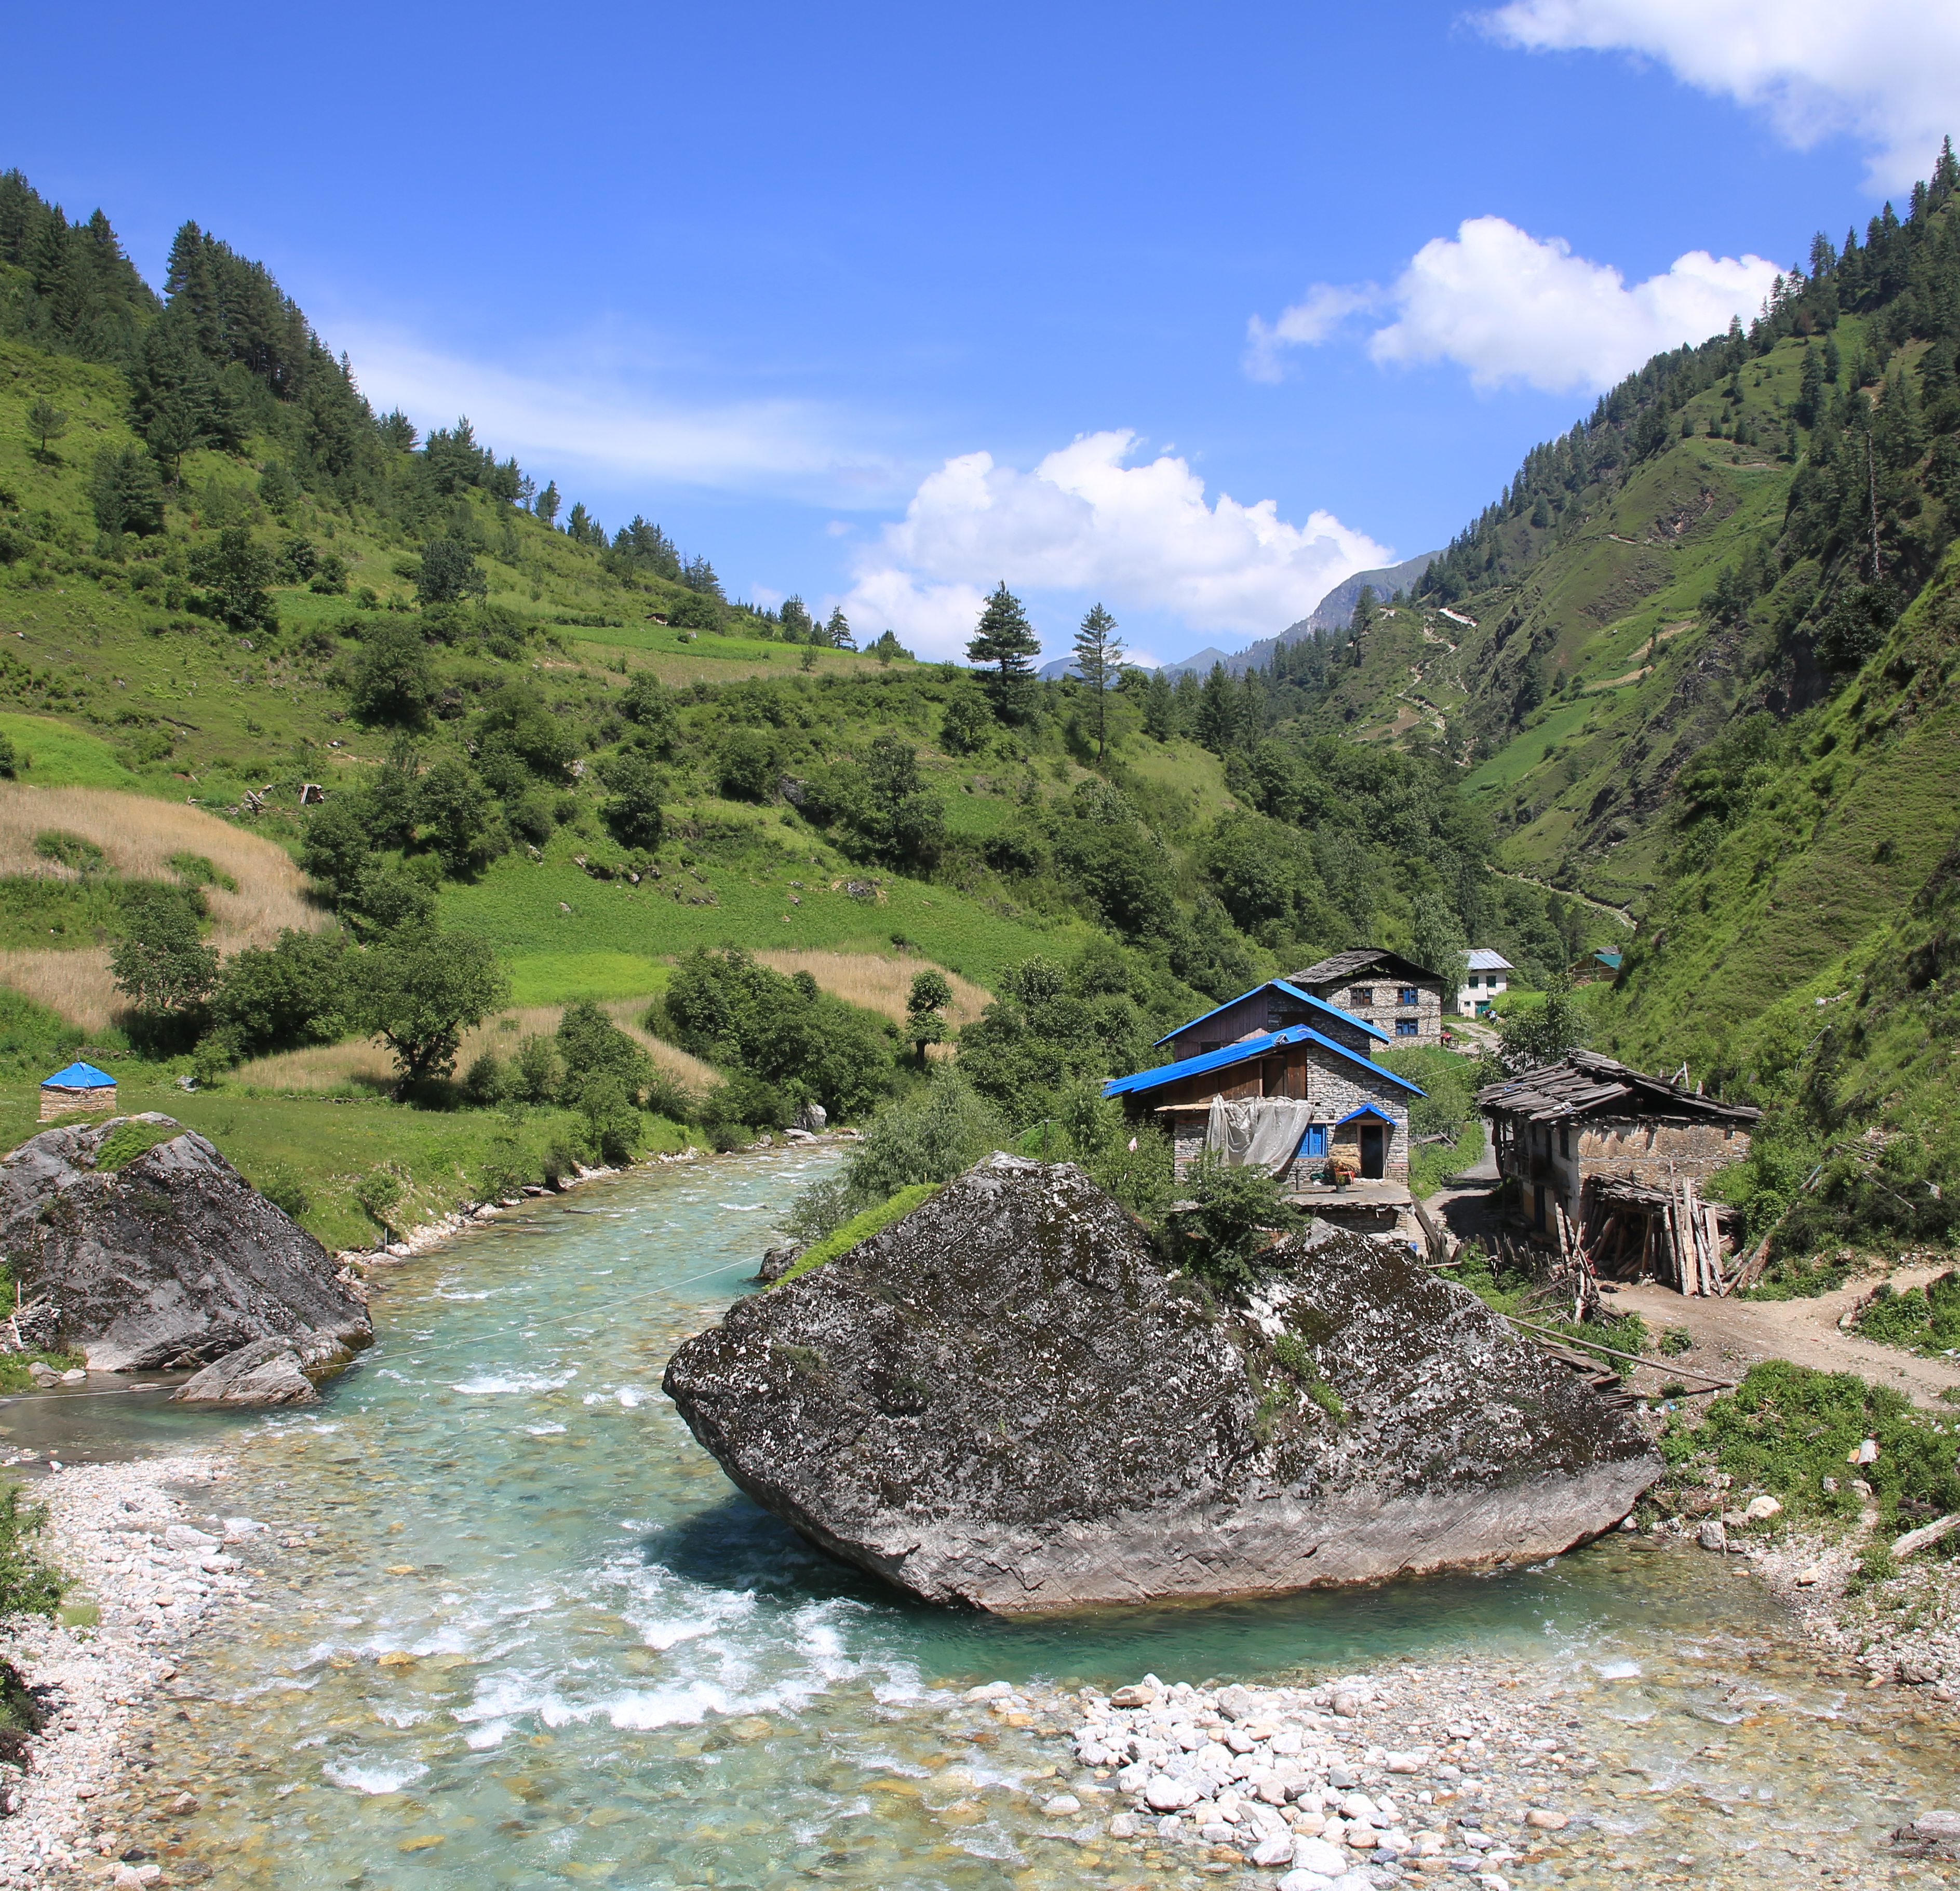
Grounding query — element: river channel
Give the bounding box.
[15,1147,1960,1888]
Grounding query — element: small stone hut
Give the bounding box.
[39,1061,117,1122]
[1479,1050,1760,1288]
[1288,948,1448,1048]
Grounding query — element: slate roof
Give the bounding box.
[1477,1050,1757,1125]
[42,1061,115,1090]
[1152,978,1392,1049]
[1290,947,1445,987]
[1105,1025,1425,1101]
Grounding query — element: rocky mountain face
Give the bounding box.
[663,1154,1659,1611]
[0,1115,373,1375]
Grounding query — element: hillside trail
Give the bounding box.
[1612,1269,1960,1410]
[1485,863,1639,931]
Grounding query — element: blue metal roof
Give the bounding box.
[1151,978,1392,1050]
[1104,1025,1425,1101]
[42,1062,115,1089]
[1336,1104,1397,1124]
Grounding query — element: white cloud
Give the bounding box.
[1250,217,1781,396]
[1480,0,1960,188]
[840,431,1390,659]
[1243,284,1380,382]
[333,325,896,497]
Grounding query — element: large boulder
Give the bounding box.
[663,1154,1661,1612]
[0,1115,373,1375]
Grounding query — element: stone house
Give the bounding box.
[1457,949,1513,1017]
[1288,948,1448,1048]
[1105,1025,1425,1185]
[1153,977,1393,1064]
[1478,1049,1758,1264]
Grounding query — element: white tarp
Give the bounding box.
[1205,1097,1319,1175]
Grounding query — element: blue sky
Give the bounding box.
[6,0,1949,663]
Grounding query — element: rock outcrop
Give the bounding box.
[663,1154,1661,1612]
[0,1115,373,1376]
[171,1335,328,1405]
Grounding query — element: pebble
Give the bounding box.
[0,1453,250,1885]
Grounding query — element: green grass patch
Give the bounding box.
[91,1117,185,1170]
[773,1182,942,1286]
[504,951,673,1007]
[0,716,142,791]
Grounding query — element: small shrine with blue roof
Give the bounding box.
[39,1061,117,1122]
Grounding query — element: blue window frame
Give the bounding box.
[1297,1124,1328,1157]
[1395,1017,1419,1036]
[1398,986,1419,1006]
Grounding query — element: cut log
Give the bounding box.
[1894,1513,1960,1562]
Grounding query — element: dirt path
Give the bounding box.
[1483,864,1637,930]
[1613,1269,1960,1409]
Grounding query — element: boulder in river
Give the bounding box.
[171,1334,325,1405]
[0,1114,373,1377]
[663,1153,1661,1611]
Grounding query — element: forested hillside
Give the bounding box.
[0,162,1634,1244]
[1259,139,1960,1255]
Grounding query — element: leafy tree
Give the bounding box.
[298,797,373,901]
[109,887,218,1016]
[1499,973,1589,1067]
[905,969,953,1067]
[555,999,653,1111]
[346,621,437,726]
[941,688,992,755]
[414,757,499,874]
[348,864,439,942]
[835,1067,1005,1204]
[667,589,722,634]
[507,1033,562,1103]
[717,727,778,802]
[208,929,349,1057]
[476,681,577,783]
[351,932,510,1095]
[88,447,164,538]
[966,582,1040,721]
[189,527,277,636]
[1409,893,1469,997]
[417,537,486,607]
[1071,603,1125,764]
[24,397,66,455]
[619,674,675,750]
[598,752,664,849]
[576,1073,642,1166]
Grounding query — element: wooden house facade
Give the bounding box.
[1478,1050,1760,1294]
[1288,948,1448,1048]
[1153,977,1393,1065]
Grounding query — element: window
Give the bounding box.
[1398,986,1419,1007]
[1395,1017,1419,1036]
[1297,1124,1328,1157]
[1350,987,1375,1007]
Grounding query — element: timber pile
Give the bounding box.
[1579,1174,1734,1296]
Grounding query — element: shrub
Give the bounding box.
[0,1488,65,1621]
[772,1183,942,1287]
[353,1167,405,1238]
[254,1163,311,1219]
[462,1050,507,1105]
[1170,1154,1301,1292]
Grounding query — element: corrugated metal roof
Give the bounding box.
[42,1062,115,1089]
[1465,948,1513,971]
[1150,978,1392,1049]
[1105,1025,1426,1101]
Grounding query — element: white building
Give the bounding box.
[1458,949,1513,1017]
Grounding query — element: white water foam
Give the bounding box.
[323,1760,428,1794]
[452,1369,576,1394]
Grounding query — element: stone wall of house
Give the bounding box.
[1314,975,1445,1049]
[1146,1042,1412,1183]
[1493,1111,1752,1230]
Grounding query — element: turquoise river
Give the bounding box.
[15,1146,1960,1889]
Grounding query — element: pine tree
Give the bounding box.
[534,480,561,527]
[24,397,67,456]
[780,595,814,641]
[824,606,853,650]
[1070,603,1125,764]
[966,582,1040,721]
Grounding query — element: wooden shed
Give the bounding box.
[40,1061,117,1121]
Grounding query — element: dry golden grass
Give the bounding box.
[754,949,991,1031]
[0,787,328,1028]
[232,996,722,1096]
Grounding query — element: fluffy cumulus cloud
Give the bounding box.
[841,432,1390,659]
[1249,218,1780,396]
[1479,0,1960,187]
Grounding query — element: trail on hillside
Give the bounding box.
[1485,864,1637,931]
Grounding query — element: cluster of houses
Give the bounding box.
[1102,942,1756,1292]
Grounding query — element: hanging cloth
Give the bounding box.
[1205,1097,1318,1175]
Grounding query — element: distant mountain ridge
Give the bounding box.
[1155,551,1439,680]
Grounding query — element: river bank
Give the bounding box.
[0,1147,1954,1888]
